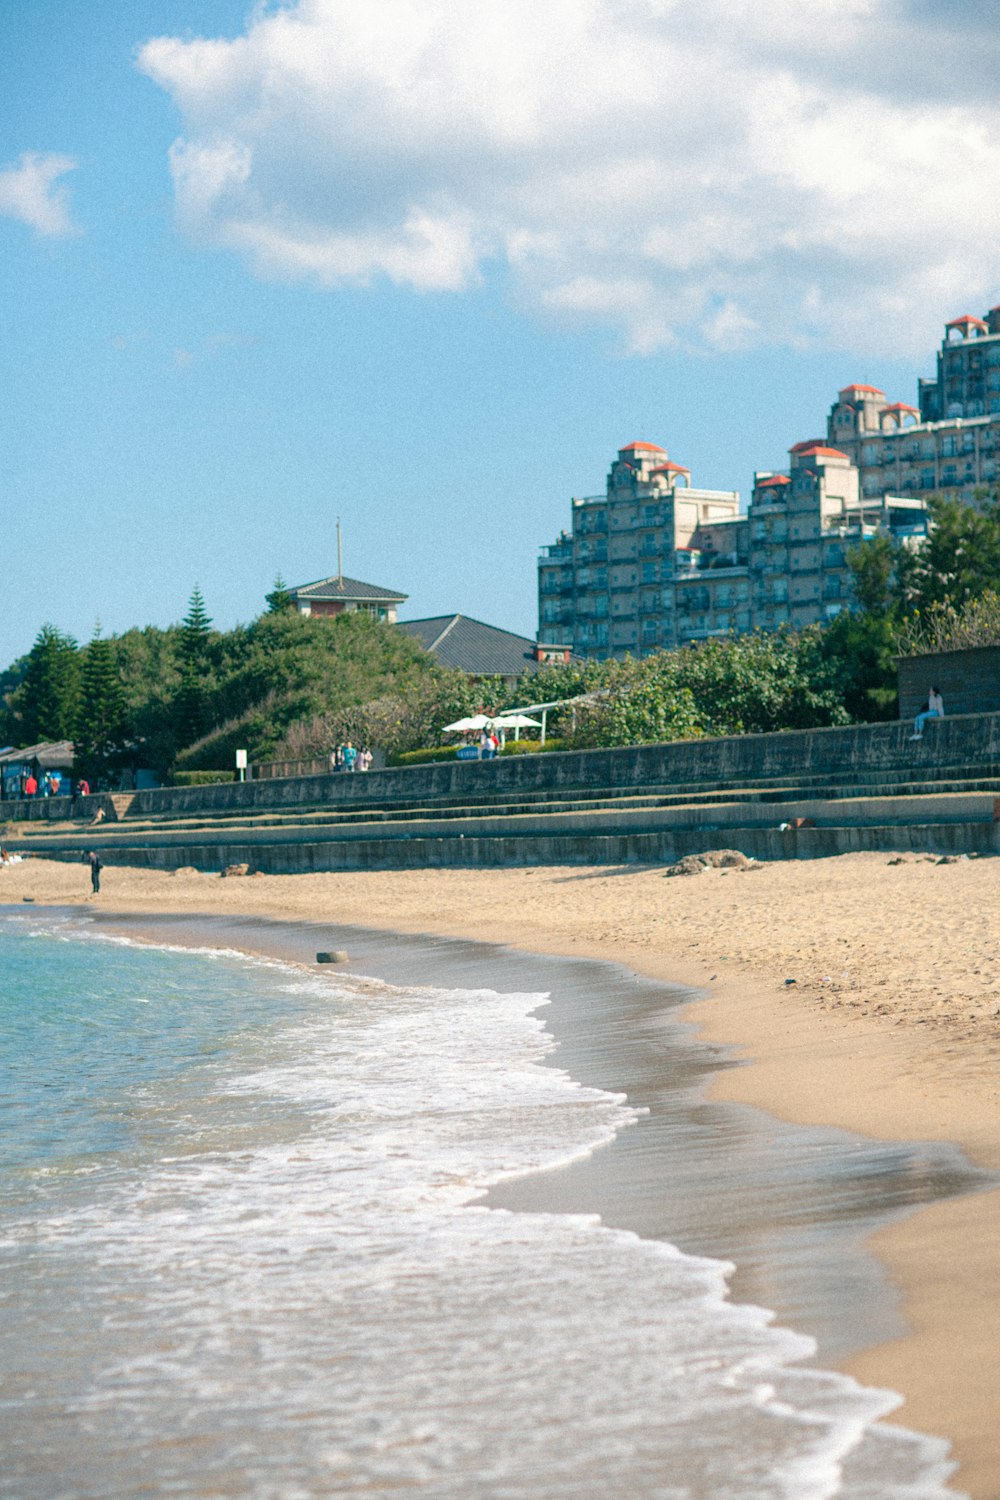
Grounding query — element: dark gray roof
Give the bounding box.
[291,573,408,603]
[398,614,543,677]
[0,740,74,768]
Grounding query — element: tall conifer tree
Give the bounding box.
[176,587,214,746]
[75,629,127,780]
[13,625,81,744]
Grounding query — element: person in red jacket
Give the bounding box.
[23,774,37,798]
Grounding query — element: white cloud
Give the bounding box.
[0,151,79,236]
[138,0,1000,356]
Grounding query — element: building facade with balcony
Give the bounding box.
[539,440,927,660]
[538,441,746,659]
[827,307,1000,506]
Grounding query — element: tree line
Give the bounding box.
[3,494,999,781]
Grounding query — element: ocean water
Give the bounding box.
[0,913,965,1500]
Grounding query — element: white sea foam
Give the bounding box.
[0,920,964,1498]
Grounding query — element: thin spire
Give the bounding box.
[337,517,343,585]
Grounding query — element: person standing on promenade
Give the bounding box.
[911,686,944,740]
[24,773,37,798]
[87,850,102,894]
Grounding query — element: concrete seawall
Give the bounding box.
[5,712,1000,826]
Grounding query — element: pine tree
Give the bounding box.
[265,574,295,613]
[180,586,213,669]
[175,587,214,746]
[13,625,81,744]
[75,630,127,780]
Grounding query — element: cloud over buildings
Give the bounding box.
[0,151,79,237]
[139,0,1000,356]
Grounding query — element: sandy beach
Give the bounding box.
[3,850,999,1497]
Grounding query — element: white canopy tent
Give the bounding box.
[441,715,492,733]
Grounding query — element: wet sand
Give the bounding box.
[3,852,1000,1496]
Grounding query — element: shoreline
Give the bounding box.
[3,853,1000,1496]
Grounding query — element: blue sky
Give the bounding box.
[3,0,997,669]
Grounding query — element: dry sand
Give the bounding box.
[3,851,999,1497]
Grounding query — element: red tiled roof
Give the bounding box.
[619,441,666,454]
[789,438,827,452]
[650,461,690,474]
[946,314,987,329]
[837,384,885,398]
[883,402,919,413]
[793,444,851,461]
[755,474,790,489]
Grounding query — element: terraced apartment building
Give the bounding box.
[828,306,1000,504]
[538,440,925,658]
[538,306,1000,660]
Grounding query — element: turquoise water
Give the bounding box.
[0,917,311,1186]
[0,912,965,1499]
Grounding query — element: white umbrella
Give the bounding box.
[441,715,492,733]
[494,714,542,729]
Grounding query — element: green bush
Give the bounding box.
[169,769,235,786]
[386,745,458,767]
[499,737,566,755]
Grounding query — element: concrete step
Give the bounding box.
[32,819,1000,873]
[17,790,1000,861]
[19,769,1000,839]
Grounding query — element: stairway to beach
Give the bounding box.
[7,712,1000,873]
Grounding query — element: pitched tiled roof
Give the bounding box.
[0,740,74,768]
[290,573,408,603]
[755,474,790,489]
[619,441,666,454]
[793,444,851,461]
[650,461,690,474]
[837,384,886,398]
[398,614,543,677]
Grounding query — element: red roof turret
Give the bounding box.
[837,384,886,399]
[619,441,666,454]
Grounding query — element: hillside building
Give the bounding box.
[538,309,1000,660]
[288,574,407,622]
[539,440,926,660]
[827,307,1000,506]
[398,613,567,686]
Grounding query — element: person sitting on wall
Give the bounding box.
[910,686,944,740]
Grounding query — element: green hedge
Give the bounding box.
[169,769,236,786]
[388,739,568,766]
[499,737,566,756]
[387,745,459,767]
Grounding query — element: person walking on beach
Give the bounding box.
[911,686,944,740]
[87,850,102,894]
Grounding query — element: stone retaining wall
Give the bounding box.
[5,712,1000,824]
[898,648,1000,720]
